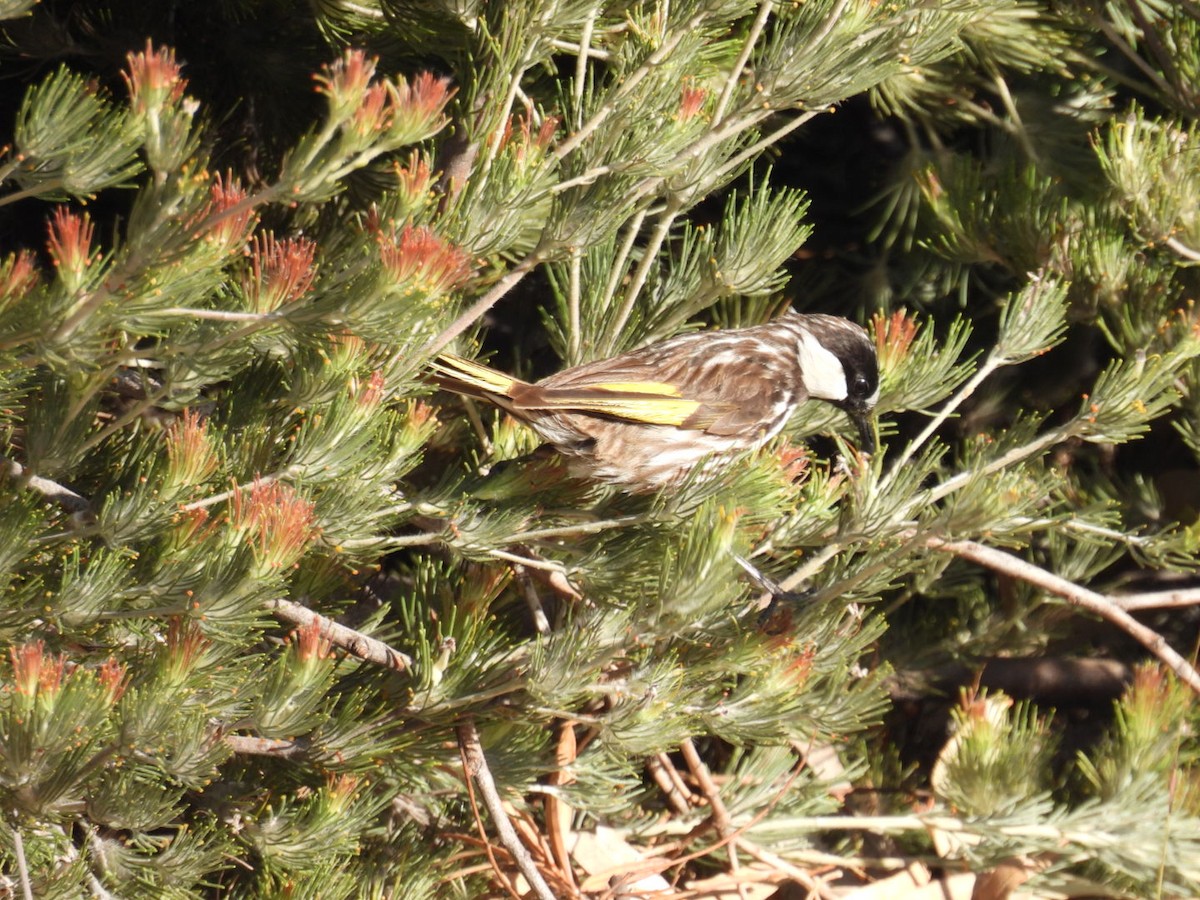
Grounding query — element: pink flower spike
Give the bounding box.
[678,83,707,121]
[10,641,65,698]
[123,40,187,115]
[293,620,333,664]
[315,49,377,109]
[872,310,919,368]
[356,370,387,409]
[201,171,257,250]
[231,480,318,570]
[0,250,40,304]
[351,83,391,137]
[46,207,96,278]
[166,408,220,487]
[389,72,455,139]
[97,658,129,705]
[393,152,434,207]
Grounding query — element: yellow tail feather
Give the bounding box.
[429,353,517,395]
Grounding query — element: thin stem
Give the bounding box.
[508,514,651,542]
[0,177,65,208]
[920,424,1072,508]
[12,826,33,900]
[1112,587,1200,611]
[421,249,545,358]
[713,0,774,126]
[73,384,173,458]
[484,548,569,575]
[554,9,710,160]
[1165,235,1200,263]
[182,472,288,511]
[159,307,277,322]
[992,72,1038,163]
[700,109,820,196]
[1091,14,1175,99]
[886,355,1002,478]
[552,37,610,62]
[572,8,599,130]
[567,248,582,362]
[549,164,616,194]
[797,0,851,60]
[603,196,682,354]
[483,71,528,173]
[599,206,648,316]
[773,541,846,596]
[336,532,440,550]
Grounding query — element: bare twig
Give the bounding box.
[680,740,836,899]
[12,825,33,900]
[3,457,92,515]
[269,598,412,671]
[680,739,745,894]
[680,739,735,837]
[513,564,551,633]
[457,720,558,900]
[647,753,693,815]
[1113,587,1200,611]
[929,538,1200,695]
[459,734,523,900]
[545,721,580,893]
[224,734,308,758]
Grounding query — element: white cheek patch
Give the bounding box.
[796,332,849,402]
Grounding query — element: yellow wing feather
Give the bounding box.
[432,356,707,426]
[532,394,702,426]
[587,381,683,396]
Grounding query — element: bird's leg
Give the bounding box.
[731,553,815,627]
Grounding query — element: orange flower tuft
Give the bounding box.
[246,232,317,313]
[379,224,472,295]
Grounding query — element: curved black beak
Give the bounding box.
[844,403,876,455]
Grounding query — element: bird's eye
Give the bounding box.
[853,374,870,396]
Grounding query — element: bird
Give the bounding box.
[428,311,879,492]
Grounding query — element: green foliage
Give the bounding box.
[0,1,1199,897]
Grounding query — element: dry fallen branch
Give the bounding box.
[457,720,559,900]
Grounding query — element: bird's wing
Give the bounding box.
[523,330,797,436]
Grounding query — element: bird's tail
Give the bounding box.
[427,353,525,402]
